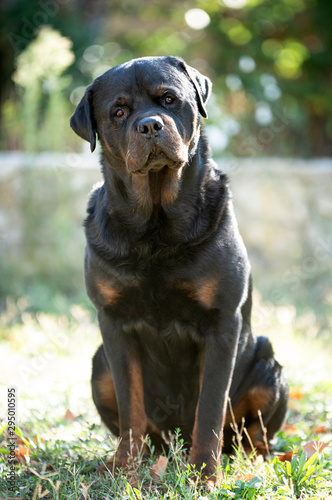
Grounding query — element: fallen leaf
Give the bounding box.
[14,445,30,462]
[150,455,168,482]
[302,441,328,458]
[277,450,297,462]
[314,426,329,434]
[289,388,304,400]
[64,409,75,421]
[234,473,257,482]
[154,455,168,473]
[277,441,329,462]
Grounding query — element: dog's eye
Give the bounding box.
[165,96,174,104]
[115,108,125,118]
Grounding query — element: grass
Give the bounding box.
[0,295,332,499]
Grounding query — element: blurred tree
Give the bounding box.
[0,0,100,146]
[12,26,75,151]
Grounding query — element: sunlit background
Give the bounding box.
[0,0,332,456]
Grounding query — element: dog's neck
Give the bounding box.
[97,135,230,245]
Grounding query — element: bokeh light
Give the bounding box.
[221,0,247,8]
[185,8,210,30]
[255,102,273,125]
[239,55,256,73]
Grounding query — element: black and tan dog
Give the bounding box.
[70,56,288,483]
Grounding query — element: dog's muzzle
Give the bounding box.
[126,113,188,175]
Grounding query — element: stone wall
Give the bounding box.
[221,158,332,311]
[0,152,331,318]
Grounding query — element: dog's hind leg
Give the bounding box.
[224,336,288,454]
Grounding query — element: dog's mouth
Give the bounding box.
[129,148,185,208]
[129,148,185,175]
[129,154,184,210]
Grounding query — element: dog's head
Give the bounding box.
[70,56,211,209]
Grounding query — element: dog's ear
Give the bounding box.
[181,62,212,119]
[70,86,97,152]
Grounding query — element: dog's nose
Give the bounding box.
[137,116,164,137]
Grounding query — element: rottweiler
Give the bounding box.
[70,56,288,483]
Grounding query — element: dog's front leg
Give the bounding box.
[98,311,148,469]
[190,312,241,482]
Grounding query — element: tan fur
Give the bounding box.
[96,280,122,306]
[225,386,274,426]
[174,277,219,309]
[95,371,118,423]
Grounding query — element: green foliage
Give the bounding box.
[271,449,329,497]
[231,476,263,499]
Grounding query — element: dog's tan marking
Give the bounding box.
[155,85,167,96]
[175,277,219,309]
[195,277,219,309]
[96,280,122,306]
[122,358,148,443]
[161,166,184,206]
[96,371,118,415]
[225,386,274,427]
[247,386,274,415]
[162,115,188,165]
[96,278,139,307]
[130,172,152,212]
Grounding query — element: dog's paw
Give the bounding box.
[204,478,216,492]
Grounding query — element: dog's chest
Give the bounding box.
[93,265,220,330]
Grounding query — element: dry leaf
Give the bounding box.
[302,441,328,457]
[150,455,168,482]
[153,455,168,474]
[14,445,30,462]
[278,441,329,462]
[314,426,329,434]
[234,473,257,482]
[277,450,297,462]
[64,409,75,421]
